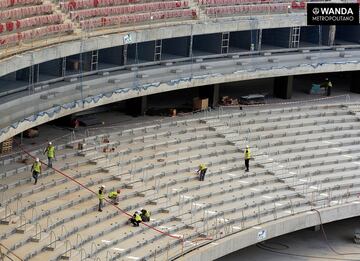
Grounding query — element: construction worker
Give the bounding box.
[108,189,120,205]
[244,145,251,172]
[129,211,142,227]
[321,78,333,97]
[140,209,151,222]
[197,163,207,181]
[31,158,42,185]
[44,141,55,168]
[98,185,105,212]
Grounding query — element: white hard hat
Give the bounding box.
[246,145,249,148]
[100,185,105,188]
[35,158,40,162]
[48,141,52,145]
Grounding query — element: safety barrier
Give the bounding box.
[0,23,73,45]
[0,14,63,34]
[80,8,196,28]
[69,1,189,19]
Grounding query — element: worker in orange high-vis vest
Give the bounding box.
[244,145,251,172]
[44,141,55,168]
[31,158,42,185]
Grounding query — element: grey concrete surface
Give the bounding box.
[220,217,360,261]
[1,47,360,143]
[183,202,360,261]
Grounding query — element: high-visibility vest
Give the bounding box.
[199,164,206,171]
[108,191,118,198]
[98,190,105,200]
[33,162,41,173]
[245,149,251,159]
[135,214,142,222]
[144,210,151,218]
[328,81,332,88]
[47,145,55,158]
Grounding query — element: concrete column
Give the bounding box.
[123,45,128,65]
[125,96,147,116]
[212,84,220,107]
[328,25,336,46]
[350,72,360,93]
[274,76,293,99]
[258,29,262,50]
[198,85,220,108]
[140,95,147,115]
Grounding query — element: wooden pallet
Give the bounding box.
[1,137,13,154]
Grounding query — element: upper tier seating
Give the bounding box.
[60,0,197,30]
[197,0,299,17]
[204,4,290,16]
[0,1,73,47]
[0,0,42,9]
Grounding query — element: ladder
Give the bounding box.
[289,26,300,48]
[90,50,98,71]
[154,40,162,61]
[221,32,230,54]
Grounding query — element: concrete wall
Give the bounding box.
[183,202,360,261]
[300,26,320,46]
[162,36,190,57]
[336,26,360,44]
[128,41,155,62]
[262,28,291,49]
[98,46,124,66]
[1,51,360,143]
[193,33,223,54]
[230,30,259,51]
[39,59,63,77]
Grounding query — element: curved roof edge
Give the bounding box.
[0,14,306,77]
[0,56,358,143]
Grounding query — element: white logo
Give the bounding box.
[312,7,320,15]
[320,7,354,15]
[123,34,132,44]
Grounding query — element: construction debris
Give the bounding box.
[220,96,239,106]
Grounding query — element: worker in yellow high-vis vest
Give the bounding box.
[129,211,142,227]
[244,145,251,172]
[31,158,42,185]
[108,189,120,205]
[44,142,55,168]
[197,163,207,181]
[140,209,151,222]
[98,185,105,212]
